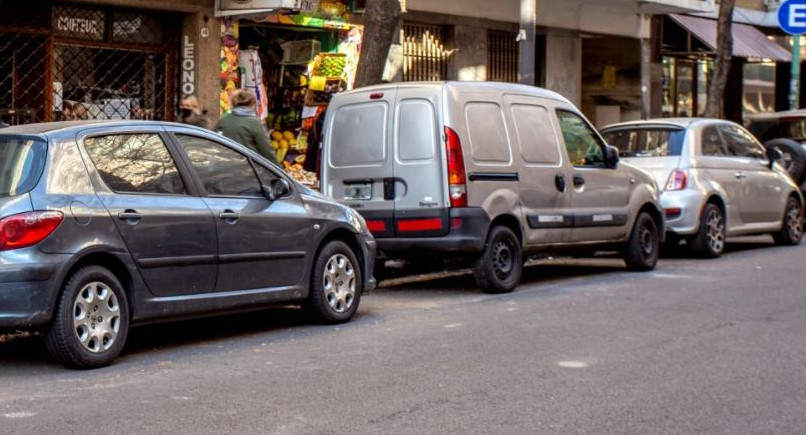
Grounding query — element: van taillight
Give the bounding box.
[665,169,687,191]
[0,211,64,251]
[445,127,467,208]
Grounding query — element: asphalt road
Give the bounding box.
[2,236,805,434]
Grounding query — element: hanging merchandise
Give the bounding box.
[239,49,269,119]
[220,19,240,115]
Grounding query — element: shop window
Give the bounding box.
[743,63,776,116]
[488,30,519,83]
[465,102,511,164]
[84,134,186,195]
[403,24,451,82]
[0,2,178,125]
[510,104,560,165]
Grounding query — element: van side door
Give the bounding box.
[555,109,631,243]
[322,89,398,237]
[503,95,572,245]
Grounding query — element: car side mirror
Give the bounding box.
[766,147,783,169]
[604,145,620,169]
[264,178,291,200]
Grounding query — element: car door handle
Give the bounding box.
[735,172,747,180]
[554,174,566,192]
[219,210,240,222]
[117,210,142,224]
[573,174,586,187]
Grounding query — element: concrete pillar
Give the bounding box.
[451,25,488,81]
[181,12,220,124]
[545,28,581,105]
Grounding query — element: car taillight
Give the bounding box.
[665,169,687,191]
[0,211,64,251]
[445,127,467,208]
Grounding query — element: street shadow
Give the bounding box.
[661,236,776,259]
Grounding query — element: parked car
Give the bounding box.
[601,118,803,258]
[746,111,806,187]
[0,121,376,369]
[321,81,663,294]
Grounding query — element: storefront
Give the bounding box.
[657,14,791,121]
[0,1,182,125]
[218,0,362,185]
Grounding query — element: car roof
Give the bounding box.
[0,120,206,138]
[601,118,734,131]
[340,81,573,106]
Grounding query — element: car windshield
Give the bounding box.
[602,128,685,158]
[0,137,47,197]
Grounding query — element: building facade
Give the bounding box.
[0,0,219,125]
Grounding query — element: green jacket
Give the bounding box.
[215,111,279,166]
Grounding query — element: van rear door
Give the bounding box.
[323,88,398,237]
[392,86,448,237]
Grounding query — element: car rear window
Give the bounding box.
[748,118,806,142]
[601,128,685,158]
[0,137,46,197]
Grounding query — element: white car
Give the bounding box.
[601,118,804,258]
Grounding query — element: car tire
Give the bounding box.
[307,240,362,324]
[690,203,726,258]
[766,138,806,184]
[44,266,129,369]
[623,212,660,271]
[773,195,804,246]
[473,226,522,294]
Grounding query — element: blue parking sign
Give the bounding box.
[780,0,806,35]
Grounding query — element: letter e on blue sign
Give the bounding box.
[780,0,806,35]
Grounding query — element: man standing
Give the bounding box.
[215,89,278,166]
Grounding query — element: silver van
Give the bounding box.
[322,81,663,293]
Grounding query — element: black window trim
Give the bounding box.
[80,130,195,197]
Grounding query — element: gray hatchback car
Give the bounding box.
[0,121,376,369]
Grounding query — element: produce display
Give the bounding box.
[318,55,346,77]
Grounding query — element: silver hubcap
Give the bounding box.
[780,149,794,172]
[73,282,121,354]
[706,209,725,254]
[786,200,804,240]
[323,254,356,314]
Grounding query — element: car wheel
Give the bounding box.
[472,226,522,294]
[690,203,726,258]
[44,266,129,369]
[773,196,804,246]
[307,240,362,324]
[623,212,659,271]
[766,139,806,184]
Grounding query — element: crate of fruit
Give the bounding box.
[312,53,347,79]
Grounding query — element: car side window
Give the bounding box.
[719,124,766,159]
[175,135,263,197]
[701,126,728,157]
[556,110,605,167]
[84,134,187,195]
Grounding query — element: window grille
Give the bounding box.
[487,30,519,83]
[402,24,451,82]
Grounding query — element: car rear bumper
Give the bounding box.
[0,251,71,329]
[375,208,490,254]
[661,189,706,236]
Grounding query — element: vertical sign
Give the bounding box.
[182,35,196,98]
[779,0,806,109]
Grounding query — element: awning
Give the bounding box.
[669,14,791,62]
[215,0,300,18]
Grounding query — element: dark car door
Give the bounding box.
[81,130,217,297]
[171,132,313,292]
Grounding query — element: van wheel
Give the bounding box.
[473,226,522,294]
[623,212,659,271]
[690,203,726,258]
[44,266,129,369]
[307,241,362,324]
[773,196,803,246]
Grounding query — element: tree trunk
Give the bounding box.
[354,0,404,88]
[703,0,736,118]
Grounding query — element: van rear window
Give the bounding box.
[330,102,388,167]
[601,128,685,157]
[0,137,46,197]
